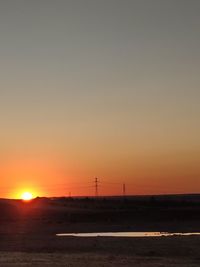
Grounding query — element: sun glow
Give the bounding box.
[21,192,33,201]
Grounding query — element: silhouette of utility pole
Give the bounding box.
[123,183,126,197]
[94,177,99,197]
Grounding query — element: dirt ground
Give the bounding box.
[0,251,200,267]
[0,234,200,266]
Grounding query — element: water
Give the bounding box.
[56,232,200,237]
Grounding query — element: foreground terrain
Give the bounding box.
[0,251,200,267]
[0,234,200,267]
[0,195,200,266]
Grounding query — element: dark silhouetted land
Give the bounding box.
[0,194,200,266]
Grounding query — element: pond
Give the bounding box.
[56,232,200,237]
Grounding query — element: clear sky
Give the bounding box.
[0,0,200,198]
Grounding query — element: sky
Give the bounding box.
[0,0,200,198]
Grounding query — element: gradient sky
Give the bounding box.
[0,0,200,198]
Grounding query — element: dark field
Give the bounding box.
[0,194,200,266]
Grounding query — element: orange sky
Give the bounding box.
[0,1,200,198]
[1,146,200,199]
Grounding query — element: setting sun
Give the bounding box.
[21,192,33,201]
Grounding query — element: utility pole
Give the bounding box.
[94,177,99,197]
[123,183,126,197]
